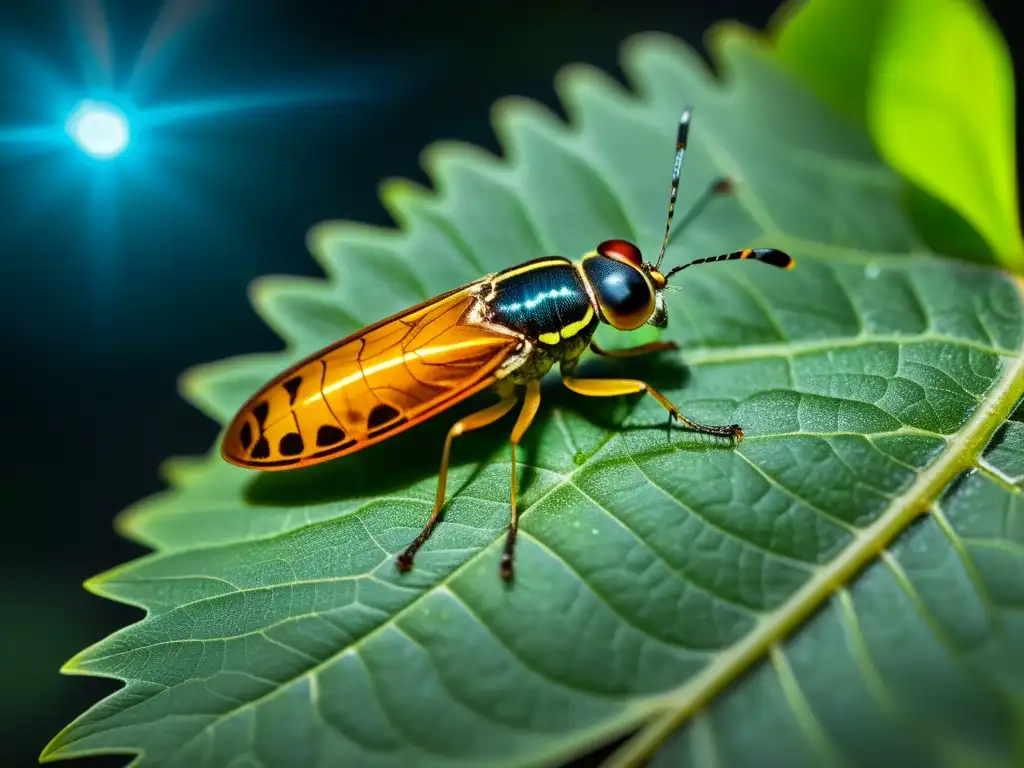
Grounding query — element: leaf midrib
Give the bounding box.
[683,332,1014,364]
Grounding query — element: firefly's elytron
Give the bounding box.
[221,106,794,580]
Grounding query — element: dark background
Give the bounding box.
[0,1,1018,766]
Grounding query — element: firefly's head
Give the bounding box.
[581,237,794,332]
[580,239,666,331]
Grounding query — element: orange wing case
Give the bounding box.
[222,286,519,470]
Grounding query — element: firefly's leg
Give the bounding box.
[673,176,732,229]
[561,375,743,440]
[396,394,519,573]
[502,379,542,581]
[664,176,734,250]
[590,340,678,359]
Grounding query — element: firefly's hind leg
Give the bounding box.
[502,378,542,581]
[396,394,518,574]
[561,370,743,440]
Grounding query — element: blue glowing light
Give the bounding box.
[500,286,573,314]
[65,100,130,159]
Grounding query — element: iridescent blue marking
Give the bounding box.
[490,259,593,340]
[498,285,575,314]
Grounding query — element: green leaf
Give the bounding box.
[771,0,1024,273]
[869,0,1023,271]
[769,0,887,122]
[45,27,1024,768]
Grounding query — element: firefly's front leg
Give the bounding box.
[560,363,743,441]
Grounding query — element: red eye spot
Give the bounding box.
[596,239,643,267]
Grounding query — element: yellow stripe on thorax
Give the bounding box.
[538,306,594,345]
[560,306,594,339]
[496,259,570,281]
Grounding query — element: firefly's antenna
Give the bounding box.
[663,248,795,280]
[654,106,691,272]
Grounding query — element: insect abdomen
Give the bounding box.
[489,258,595,345]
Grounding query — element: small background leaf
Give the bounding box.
[769,0,887,122]
[45,23,1024,768]
[771,0,1024,272]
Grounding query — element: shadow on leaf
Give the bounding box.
[243,393,510,507]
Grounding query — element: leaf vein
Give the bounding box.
[627,448,818,570]
[928,503,1005,622]
[769,644,844,767]
[514,530,713,658]
[734,451,860,534]
[879,550,1022,714]
[565,476,765,616]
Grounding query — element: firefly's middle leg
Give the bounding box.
[397,393,518,573]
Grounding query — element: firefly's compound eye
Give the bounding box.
[596,239,643,267]
[582,254,655,331]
